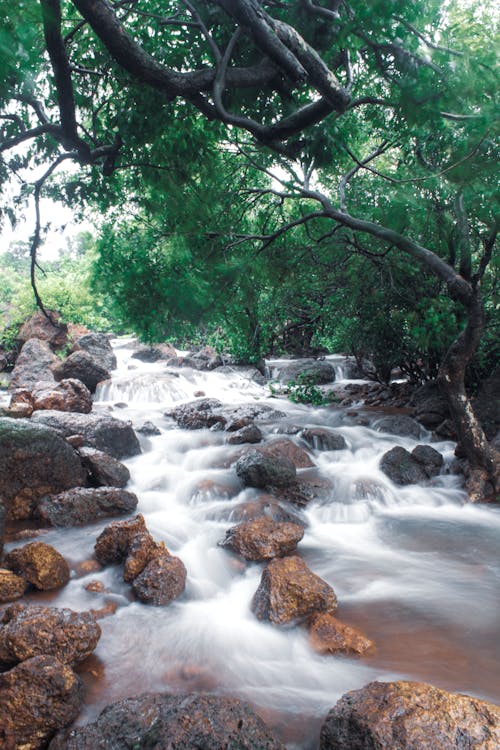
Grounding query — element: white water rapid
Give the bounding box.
[16,340,500,749]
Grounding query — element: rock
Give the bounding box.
[308,613,374,656]
[220,517,304,561]
[228,496,305,526]
[123,531,165,583]
[31,410,141,459]
[380,446,429,485]
[252,555,337,625]
[73,332,117,371]
[17,311,68,350]
[227,424,263,444]
[169,399,285,431]
[278,359,336,385]
[301,427,347,451]
[181,345,223,371]
[6,387,35,417]
[5,542,70,590]
[319,680,500,750]
[236,450,297,489]
[259,438,315,468]
[411,381,450,430]
[8,338,58,390]
[0,603,101,666]
[136,420,161,435]
[131,343,176,362]
[0,655,83,750]
[374,415,422,438]
[48,692,285,750]
[411,444,444,477]
[94,514,148,565]
[31,378,93,413]
[78,446,130,487]
[36,487,138,527]
[0,500,4,557]
[474,366,500,440]
[132,550,187,606]
[52,350,111,392]
[0,569,27,603]
[0,417,86,520]
[170,398,226,429]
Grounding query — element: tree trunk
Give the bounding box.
[437,289,500,502]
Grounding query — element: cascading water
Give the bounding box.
[12,338,500,749]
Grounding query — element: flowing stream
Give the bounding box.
[12,340,500,748]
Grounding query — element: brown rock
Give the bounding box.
[32,378,93,413]
[308,612,374,656]
[132,550,187,606]
[252,555,337,625]
[123,531,165,582]
[220,517,304,561]
[0,655,83,750]
[0,568,27,603]
[48,692,285,749]
[301,428,347,451]
[5,542,70,590]
[94,514,148,565]
[85,580,105,593]
[228,495,305,526]
[0,603,101,666]
[52,350,110,393]
[17,310,68,350]
[259,438,314,468]
[36,486,138,527]
[7,388,34,417]
[319,680,500,750]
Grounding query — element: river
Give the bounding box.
[14,340,500,749]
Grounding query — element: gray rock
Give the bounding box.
[380,446,428,485]
[78,446,130,487]
[52,350,110,393]
[301,428,347,451]
[411,444,444,477]
[137,420,161,435]
[8,338,57,391]
[411,381,450,430]
[31,410,141,459]
[374,415,421,438]
[74,332,117,371]
[227,424,263,444]
[236,450,297,489]
[36,487,138,527]
[278,359,336,385]
[132,550,187,606]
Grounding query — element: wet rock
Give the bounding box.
[278,359,336,385]
[73,332,117,371]
[252,555,337,625]
[411,444,444,478]
[32,378,93,413]
[319,680,500,750]
[374,415,422,438]
[181,345,223,371]
[0,569,27,603]
[31,410,141,459]
[411,380,450,430]
[136,420,161,435]
[0,655,83,750]
[6,387,35,417]
[131,343,176,362]
[94,514,149,565]
[170,397,226,429]
[5,542,70,590]
[227,424,263,444]
[0,417,86,520]
[236,450,297,489]
[132,549,187,606]
[308,613,374,656]
[380,446,429,485]
[220,517,304,561]
[49,692,285,750]
[36,487,138,527]
[259,438,314,469]
[228,495,306,526]
[123,531,165,582]
[301,427,347,451]
[0,603,101,666]
[52,350,110,392]
[78,446,130,487]
[17,311,68,350]
[8,338,58,390]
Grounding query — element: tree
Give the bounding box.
[0,0,498,498]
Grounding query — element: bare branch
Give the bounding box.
[339,141,391,211]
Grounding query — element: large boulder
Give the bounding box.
[73,332,117,371]
[252,555,337,625]
[49,692,285,749]
[220,517,304,561]
[8,338,57,391]
[0,603,101,667]
[0,417,86,520]
[17,311,68,350]
[411,444,444,478]
[308,613,374,656]
[131,549,187,606]
[52,350,110,392]
[31,378,93,413]
[180,345,222,371]
[31,410,141,459]
[301,428,347,451]
[36,487,138,527]
[258,438,314,469]
[131,343,176,363]
[278,359,336,385]
[319,680,500,750]
[0,655,83,750]
[4,542,70,591]
[374,415,422,439]
[411,381,450,430]
[236,450,297,489]
[169,399,285,431]
[380,446,429,485]
[78,446,130,487]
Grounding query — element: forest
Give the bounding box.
[0,2,499,748]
